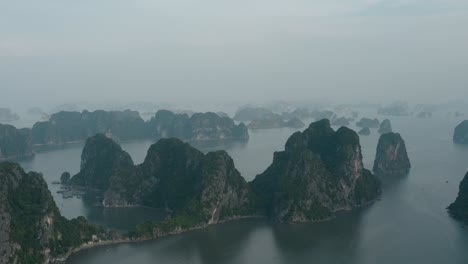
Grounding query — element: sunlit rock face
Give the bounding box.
[373,133,411,176]
[250,119,380,223]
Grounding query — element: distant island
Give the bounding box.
[0,109,249,161]
[247,114,305,129]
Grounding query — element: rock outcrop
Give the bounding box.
[0,124,33,161]
[358,127,371,136]
[356,118,380,128]
[71,135,255,224]
[0,162,111,264]
[247,115,304,129]
[378,119,392,134]
[448,172,468,221]
[453,120,468,144]
[70,134,134,190]
[373,133,411,176]
[250,119,381,223]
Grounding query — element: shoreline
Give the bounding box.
[52,215,265,264]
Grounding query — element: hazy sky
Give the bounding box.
[1,0,467,108]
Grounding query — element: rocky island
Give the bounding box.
[0,124,33,161]
[250,119,381,223]
[378,119,392,134]
[31,110,148,145]
[0,162,114,264]
[373,133,411,176]
[448,172,468,221]
[453,120,468,144]
[70,134,256,224]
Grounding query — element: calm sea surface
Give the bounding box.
[19,114,468,264]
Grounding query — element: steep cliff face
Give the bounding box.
[30,110,148,145]
[448,172,468,221]
[0,124,33,161]
[148,110,249,142]
[453,120,468,144]
[0,162,109,264]
[250,119,380,223]
[373,133,411,176]
[378,119,392,134]
[70,134,134,190]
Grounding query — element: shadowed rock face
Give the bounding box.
[0,124,33,161]
[250,119,380,223]
[448,172,468,221]
[71,135,255,224]
[373,133,411,176]
[0,162,110,264]
[453,120,468,144]
[70,133,134,190]
[378,119,392,134]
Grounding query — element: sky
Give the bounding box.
[0,0,467,108]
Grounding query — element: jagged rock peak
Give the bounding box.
[373,132,411,176]
[251,119,380,223]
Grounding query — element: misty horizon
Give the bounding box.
[1,0,468,108]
